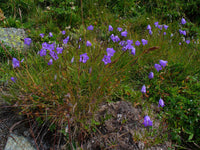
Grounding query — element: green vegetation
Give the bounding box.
[0,0,199,149]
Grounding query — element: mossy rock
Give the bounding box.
[0,27,30,53]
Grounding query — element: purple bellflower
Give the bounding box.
[24,38,32,46]
[11,77,16,83]
[49,51,59,60]
[12,58,20,68]
[154,64,162,72]
[121,31,127,37]
[117,27,123,32]
[108,25,113,31]
[143,116,153,127]
[86,41,92,47]
[87,25,94,30]
[147,25,151,30]
[181,18,186,25]
[56,47,63,54]
[154,22,159,27]
[158,98,165,107]
[49,32,53,37]
[102,55,111,65]
[149,30,153,35]
[71,56,74,63]
[159,60,168,68]
[106,48,115,57]
[40,33,45,38]
[163,25,168,30]
[48,59,53,65]
[131,47,136,56]
[39,49,47,57]
[186,40,190,44]
[63,36,70,44]
[141,85,146,93]
[141,39,148,46]
[80,53,89,63]
[62,30,66,35]
[135,40,141,46]
[148,72,154,79]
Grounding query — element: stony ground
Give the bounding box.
[0,85,172,150]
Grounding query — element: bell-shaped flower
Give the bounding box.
[24,38,32,46]
[143,116,153,127]
[108,25,113,31]
[80,53,89,63]
[117,27,123,32]
[86,41,92,47]
[11,77,16,83]
[106,48,115,57]
[158,98,165,107]
[159,60,168,68]
[102,55,111,65]
[121,31,127,37]
[147,25,151,30]
[181,18,186,25]
[39,48,46,57]
[135,40,140,46]
[12,58,20,68]
[154,64,162,72]
[141,85,146,93]
[148,72,154,79]
[87,25,94,30]
[141,39,148,46]
[48,59,53,65]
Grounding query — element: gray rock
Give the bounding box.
[4,134,36,150]
[0,28,29,52]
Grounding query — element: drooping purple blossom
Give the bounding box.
[163,25,168,30]
[121,31,127,37]
[87,25,94,30]
[143,116,153,127]
[24,38,32,46]
[181,18,186,25]
[63,36,70,44]
[80,53,89,63]
[86,41,92,47]
[158,98,165,107]
[39,48,47,57]
[56,47,63,54]
[12,58,20,68]
[106,48,115,57]
[46,43,55,51]
[127,40,133,45]
[117,27,123,32]
[154,64,162,72]
[108,25,113,31]
[158,25,163,30]
[40,33,45,38]
[135,40,141,46]
[48,59,53,65]
[119,41,126,46]
[179,42,181,45]
[148,72,154,79]
[131,47,136,56]
[159,60,168,68]
[141,39,148,46]
[147,25,151,30]
[163,32,166,35]
[49,51,59,60]
[179,30,186,36]
[154,22,159,27]
[42,42,48,49]
[62,30,66,35]
[102,55,111,65]
[141,85,146,93]
[186,40,190,44]
[11,77,16,83]
[149,30,153,35]
[49,32,53,37]
[71,56,74,63]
